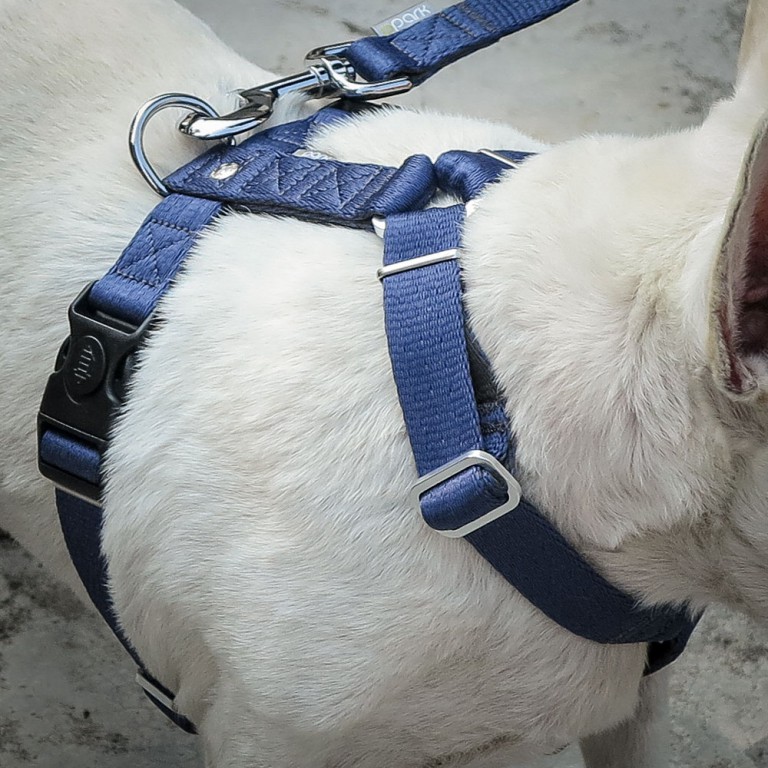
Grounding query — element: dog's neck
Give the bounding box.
[458,113,768,617]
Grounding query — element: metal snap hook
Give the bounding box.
[128,93,234,197]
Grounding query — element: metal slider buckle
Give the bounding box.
[411,450,522,538]
[377,249,458,281]
[135,671,179,714]
[177,42,412,143]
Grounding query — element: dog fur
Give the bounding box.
[2,0,768,765]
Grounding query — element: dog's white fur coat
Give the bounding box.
[3,1,768,766]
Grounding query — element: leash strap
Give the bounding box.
[347,0,580,85]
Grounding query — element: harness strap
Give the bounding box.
[165,113,436,228]
[347,0,581,85]
[434,149,532,200]
[38,193,220,734]
[379,202,700,668]
[54,491,197,731]
[38,115,699,736]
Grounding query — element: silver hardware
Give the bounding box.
[377,249,458,281]
[135,670,178,713]
[372,216,387,238]
[177,99,270,142]
[129,40,415,190]
[316,56,412,100]
[304,42,355,62]
[53,483,103,507]
[210,162,241,180]
[411,450,522,538]
[478,149,521,169]
[173,41,412,144]
[179,58,354,142]
[129,93,233,197]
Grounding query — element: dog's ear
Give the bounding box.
[736,0,768,105]
[711,115,768,397]
[738,1,768,82]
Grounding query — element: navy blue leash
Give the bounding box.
[165,0,582,150]
[346,0,581,85]
[37,0,700,735]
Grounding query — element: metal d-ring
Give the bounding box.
[129,93,233,197]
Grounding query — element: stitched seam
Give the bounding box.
[114,268,160,288]
[389,37,426,66]
[119,227,192,287]
[273,158,323,197]
[440,12,480,39]
[343,168,390,209]
[142,228,162,286]
[300,164,343,203]
[390,19,439,65]
[314,164,346,205]
[226,153,255,176]
[461,5,494,34]
[148,218,197,234]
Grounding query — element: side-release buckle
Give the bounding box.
[37,282,153,503]
[411,450,522,538]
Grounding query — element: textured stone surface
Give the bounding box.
[2,0,766,766]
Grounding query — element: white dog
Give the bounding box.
[3,0,768,766]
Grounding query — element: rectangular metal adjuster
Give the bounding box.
[410,450,522,538]
[377,248,458,281]
[135,671,179,714]
[478,148,523,168]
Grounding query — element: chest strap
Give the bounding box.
[38,193,221,733]
[378,204,700,664]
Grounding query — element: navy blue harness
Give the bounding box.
[36,0,699,734]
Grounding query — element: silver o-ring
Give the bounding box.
[128,93,232,197]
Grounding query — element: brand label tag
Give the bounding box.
[372,3,436,36]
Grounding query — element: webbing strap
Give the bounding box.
[380,205,700,662]
[165,113,436,228]
[434,149,532,200]
[90,195,222,324]
[347,0,580,85]
[38,193,219,734]
[40,113,438,733]
[53,491,196,731]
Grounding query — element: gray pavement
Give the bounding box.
[2,1,767,766]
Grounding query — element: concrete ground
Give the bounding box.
[2,0,767,766]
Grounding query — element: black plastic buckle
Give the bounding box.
[38,282,153,503]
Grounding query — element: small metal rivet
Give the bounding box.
[210,162,240,180]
